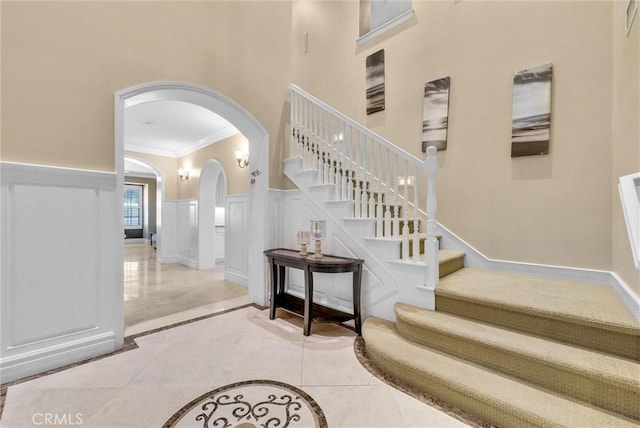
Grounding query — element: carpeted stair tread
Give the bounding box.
[436,268,640,335]
[439,250,465,278]
[363,317,639,428]
[395,302,640,419]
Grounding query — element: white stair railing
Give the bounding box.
[290,84,440,286]
[619,172,640,270]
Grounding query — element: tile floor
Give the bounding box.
[1,244,469,428]
[124,243,250,335]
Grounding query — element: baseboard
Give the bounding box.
[163,255,197,269]
[124,238,148,244]
[611,273,640,322]
[438,222,640,323]
[0,332,116,384]
[225,270,248,287]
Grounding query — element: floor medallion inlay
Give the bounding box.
[163,380,327,428]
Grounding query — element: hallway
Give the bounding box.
[124,243,249,335]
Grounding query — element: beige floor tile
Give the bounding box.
[1,247,470,428]
[388,387,470,427]
[302,385,406,427]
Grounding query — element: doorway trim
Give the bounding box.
[115,81,270,309]
[123,155,165,261]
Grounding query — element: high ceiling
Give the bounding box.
[124,100,239,158]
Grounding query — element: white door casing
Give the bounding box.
[115,81,270,309]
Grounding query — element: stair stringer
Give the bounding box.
[284,157,436,321]
[280,189,400,321]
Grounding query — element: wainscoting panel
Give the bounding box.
[11,184,99,345]
[161,201,178,263]
[225,195,248,285]
[177,200,198,268]
[0,162,121,383]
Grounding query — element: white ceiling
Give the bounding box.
[124,100,239,158]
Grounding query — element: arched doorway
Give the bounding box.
[123,155,165,260]
[198,159,227,270]
[114,82,270,318]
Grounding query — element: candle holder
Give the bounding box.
[310,220,326,259]
[297,231,311,257]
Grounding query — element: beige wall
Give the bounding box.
[612,0,640,295]
[125,151,178,200]
[126,133,248,202]
[177,133,250,199]
[1,1,292,189]
[293,0,616,271]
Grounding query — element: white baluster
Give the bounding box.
[354,131,361,218]
[302,98,308,168]
[393,154,399,238]
[376,144,383,236]
[412,164,420,262]
[346,125,353,205]
[290,92,295,158]
[384,147,391,237]
[402,159,409,260]
[321,109,329,184]
[340,121,348,201]
[315,105,322,183]
[361,136,369,219]
[425,146,439,287]
[368,138,375,220]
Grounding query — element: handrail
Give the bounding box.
[619,172,640,270]
[290,84,425,168]
[289,85,440,287]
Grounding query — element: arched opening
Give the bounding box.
[123,155,165,259]
[198,159,227,270]
[114,82,270,334]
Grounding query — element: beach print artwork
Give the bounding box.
[366,49,385,115]
[511,64,552,157]
[422,76,451,152]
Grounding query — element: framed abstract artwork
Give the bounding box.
[422,76,450,152]
[511,64,552,157]
[366,49,385,115]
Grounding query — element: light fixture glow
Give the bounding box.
[178,168,190,182]
[235,150,249,168]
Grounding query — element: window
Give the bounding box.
[358,0,414,46]
[124,184,143,229]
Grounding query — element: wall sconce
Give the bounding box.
[235,150,249,169]
[178,168,190,182]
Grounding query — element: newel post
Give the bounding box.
[424,146,439,288]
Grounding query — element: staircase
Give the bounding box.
[285,85,467,320]
[285,85,640,426]
[364,269,640,427]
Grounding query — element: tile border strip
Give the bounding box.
[0,303,263,418]
[353,336,490,428]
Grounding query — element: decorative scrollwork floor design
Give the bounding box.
[163,380,327,428]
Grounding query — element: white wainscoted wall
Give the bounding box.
[225,195,249,286]
[161,200,198,269]
[0,162,123,383]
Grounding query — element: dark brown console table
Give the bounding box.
[263,248,364,336]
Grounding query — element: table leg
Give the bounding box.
[278,265,286,295]
[353,265,362,335]
[269,259,278,320]
[303,267,313,336]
